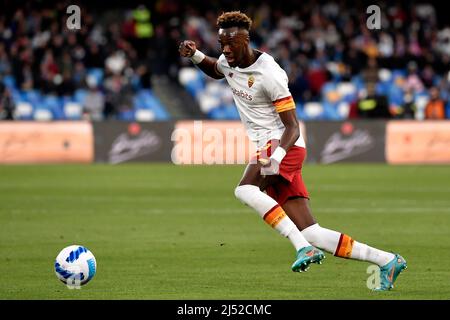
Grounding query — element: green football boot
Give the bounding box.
[291,246,325,272]
[374,254,407,291]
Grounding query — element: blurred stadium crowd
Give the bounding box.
[0,0,449,121]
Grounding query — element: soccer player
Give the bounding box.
[179,11,407,290]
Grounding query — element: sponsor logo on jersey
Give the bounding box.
[231,86,253,101]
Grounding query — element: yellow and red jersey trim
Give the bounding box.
[334,234,354,258]
[263,204,286,228]
[273,96,296,113]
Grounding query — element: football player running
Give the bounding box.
[179,11,406,290]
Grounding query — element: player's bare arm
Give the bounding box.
[277,109,300,152]
[178,40,224,79]
[259,109,299,174]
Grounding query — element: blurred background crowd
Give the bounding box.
[0,0,449,121]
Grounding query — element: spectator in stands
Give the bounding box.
[83,75,105,121]
[288,62,310,103]
[103,50,135,119]
[404,61,425,93]
[72,61,87,87]
[104,72,134,119]
[0,82,14,120]
[356,83,391,119]
[399,88,416,119]
[85,43,104,69]
[40,49,59,93]
[424,86,446,119]
[343,42,366,76]
[306,58,329,99]
[135,63,152,89]
[421,64,436,88]
[57,70,76,97]
[361,57,379,91]
[0,43,11,75]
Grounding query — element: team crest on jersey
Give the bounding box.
[228,72,233,78]
[248,75,255,88]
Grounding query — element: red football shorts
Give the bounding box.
[255,140,309,205]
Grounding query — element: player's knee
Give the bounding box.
[234,185,247,203]
[234,185,256,205]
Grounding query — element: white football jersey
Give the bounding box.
[216,51,305,149]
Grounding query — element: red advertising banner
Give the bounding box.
[386,121,450,164]
[0,122,93,163]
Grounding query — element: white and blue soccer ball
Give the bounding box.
[54,245,97,287]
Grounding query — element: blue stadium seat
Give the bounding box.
[42,95,65,119]
[15,101,34,120]
[432,75,442,87]
[178,68,205,99]
[23,89,42,105]
[11,88,22,104]
[295,101,306,120]
[376,81,391,96]
[87,68,104,85]
[302,101,326,120]
[392,69,407,80]
[223,103,240,120]
[351,75,365,92]
[2,75,16,89]
[63,101,83,120]
[74,89,88,105]
[388,85,404,106]
[208,106,228,120]
[321,82,337,97]
[33,102,54,121]
[322,101,342,120]
[130,74,142,91]
[135,89,170,120]
[185,77,204,99]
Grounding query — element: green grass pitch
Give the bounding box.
[1,163,449,299]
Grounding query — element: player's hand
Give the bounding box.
[260,158,280,176]
[179,40,197,58]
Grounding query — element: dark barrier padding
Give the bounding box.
[93,121,174,163]
[304,120,386,164]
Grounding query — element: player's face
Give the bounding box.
[218,27,249,68]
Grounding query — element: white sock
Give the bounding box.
[234,185,310,251]
[301,223,340,253]
[302,223,395,266]
[351,243,395,267]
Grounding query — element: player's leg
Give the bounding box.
[283,197,394,265]
[234,163,322,271]
[282,197,407,289]
[235,163,310,251]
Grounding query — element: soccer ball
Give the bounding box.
[54,245,97,287]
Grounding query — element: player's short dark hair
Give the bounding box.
[217,11,252,31]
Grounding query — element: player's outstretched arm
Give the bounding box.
[179,40,224,80]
